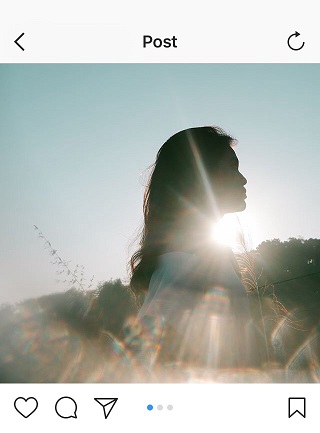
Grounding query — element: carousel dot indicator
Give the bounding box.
[167,405,173,410]
[147,404,153,411]
[157,405,163,411]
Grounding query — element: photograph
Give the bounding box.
[0,64,319,382]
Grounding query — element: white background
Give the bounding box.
[0,0,318,62]
[1,0,319,431]
[2,384,317,432]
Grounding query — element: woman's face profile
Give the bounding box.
[210,146,247,214]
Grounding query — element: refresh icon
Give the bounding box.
[287,31,305,51]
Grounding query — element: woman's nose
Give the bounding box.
[240,172,247,185]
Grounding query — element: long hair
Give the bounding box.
[130,126,235,301]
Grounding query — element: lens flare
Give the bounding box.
[212,215,240,247]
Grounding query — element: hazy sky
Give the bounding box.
[1,64,319,304]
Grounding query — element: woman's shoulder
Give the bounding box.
[152,251,201,283]
[157,245,231,269]
[157,250,200,265]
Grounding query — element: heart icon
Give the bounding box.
[14,397,38,418]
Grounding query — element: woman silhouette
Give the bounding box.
[129,126,255,370]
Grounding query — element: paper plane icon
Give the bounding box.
[94,398,118,419]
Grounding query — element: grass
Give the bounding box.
[0,227,319,382]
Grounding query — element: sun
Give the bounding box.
[212,215,240,248]
[212,212,258,251]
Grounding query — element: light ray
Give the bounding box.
[187,132,220,218]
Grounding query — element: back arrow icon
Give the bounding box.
[14,33,25,51]
[287,31,305,51]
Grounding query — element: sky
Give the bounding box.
[1,64,319,304]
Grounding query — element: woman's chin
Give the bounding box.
[224,200,246,213]
[238,200,247,211]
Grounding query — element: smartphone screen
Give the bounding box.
[0,1,318,430]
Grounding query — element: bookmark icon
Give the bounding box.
[288,397,306,418]
[94,398,118,419]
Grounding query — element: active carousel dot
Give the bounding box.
[147,404,153,411]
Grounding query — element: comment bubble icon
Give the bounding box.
[55,397,78,419]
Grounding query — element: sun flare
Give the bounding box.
[212,215,240,248]
[212,212,257,251]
